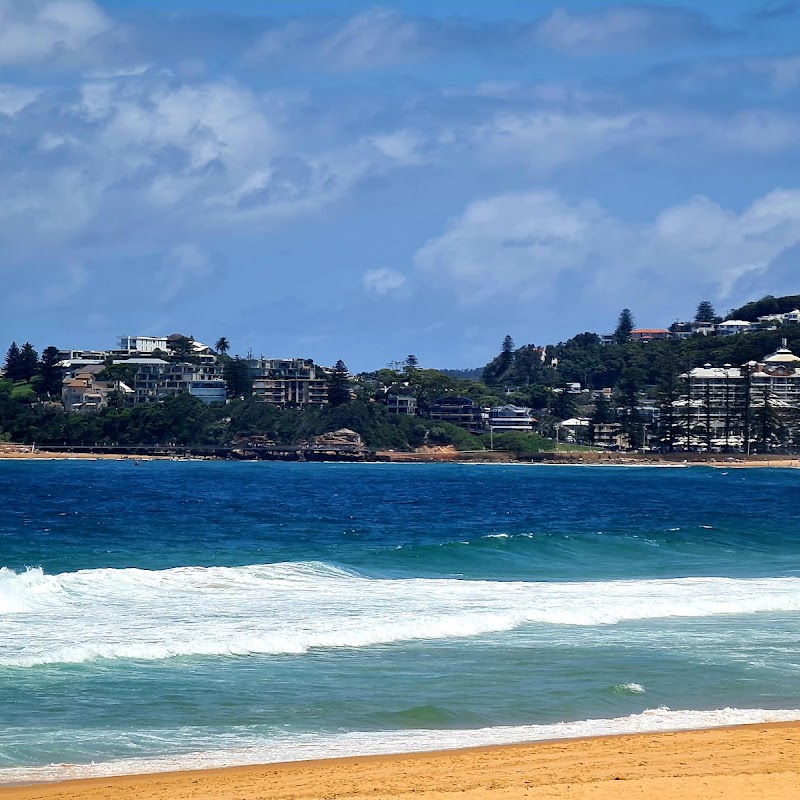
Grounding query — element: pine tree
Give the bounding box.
[18,342,39,381]
[4,342,21,382]
[327,360,351,407]
[694,301,717,323]
[38,346,63,397]
[498,335,515,374]
[614,309,635,344]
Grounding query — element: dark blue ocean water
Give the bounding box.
[1,462,799,782]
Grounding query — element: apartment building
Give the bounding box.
[248,358,328,406]
[428,396,484,433]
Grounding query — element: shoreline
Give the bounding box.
[2,446,799,469]
[2,721,799,799]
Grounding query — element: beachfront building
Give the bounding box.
[675,343,800,450]
[591,423,629,449]
[488,405,536,432]
[428,396,485,433]
[248,358,328,406]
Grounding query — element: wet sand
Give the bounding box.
[2,722,798,800]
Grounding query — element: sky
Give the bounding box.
[1,1,800,371]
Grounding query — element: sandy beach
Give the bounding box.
[2,723,798,800]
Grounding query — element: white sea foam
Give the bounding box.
[1,706,798,785]
[615,682,646,694]
[3,563,800,666]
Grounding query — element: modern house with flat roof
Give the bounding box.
[488,405,536,432]
[117,335,169,354]
[388,395,418,415]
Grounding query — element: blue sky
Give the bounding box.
[1,1,800,370]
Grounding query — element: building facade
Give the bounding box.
[388,395,418,415]
[428,396,484,433]
[488,405,536,431]
[248,358,328,406]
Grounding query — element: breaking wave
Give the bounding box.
[3,563,800,666]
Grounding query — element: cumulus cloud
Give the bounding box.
[362,268,407,295]
[534,6,725,54]
[415,188,800,311]
[0,0,111,66]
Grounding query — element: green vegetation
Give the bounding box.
[4,292,800,453]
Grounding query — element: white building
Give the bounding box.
[715,320,753,336]
[488,405,536,432]
[117,335,169,354]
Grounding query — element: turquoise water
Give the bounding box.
[2,462,800,782]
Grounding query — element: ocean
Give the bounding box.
[2,461,800,784]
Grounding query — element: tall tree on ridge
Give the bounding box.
[4,342,21,382]
[614,309,635,344]
[327,360,351,407]
[18,342,39,382]
[38,346,63,397]
[215,337,230,356]
[695,301,717,323]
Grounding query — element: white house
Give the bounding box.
[715,320,753,336]
[488,405,536,432]
[117,335,169,354]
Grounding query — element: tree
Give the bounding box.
[327,359,351,407]
[551,389,577,420]
[38,346,62,398]
[501,335,514,367]
[695,301,717,324]
[614,309,635,344]
[18,343,39,382]
[4,342,21,382]
[404,354,419,369]
[223,356,252,398]
[215,337,230,356]
[169,335,194,358]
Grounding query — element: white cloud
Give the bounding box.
[0,0,111,66]
[533,6,721,54]
[362,268,407,296]
[0,85,42,115]
[415,188,800,309]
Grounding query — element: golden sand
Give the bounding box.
[2,723,798,800]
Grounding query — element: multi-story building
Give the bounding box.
[117,335,169,354]
[715,320,754,336]
[248,358,328,406]
[428,396,484,433]
[488,405,536,432]
[62,366,132,412]
[676,343,800,449]
[158,363,226,405]
[388,395,418,415]
[110,359,225,405]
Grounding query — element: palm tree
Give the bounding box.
[215,337,230,356]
